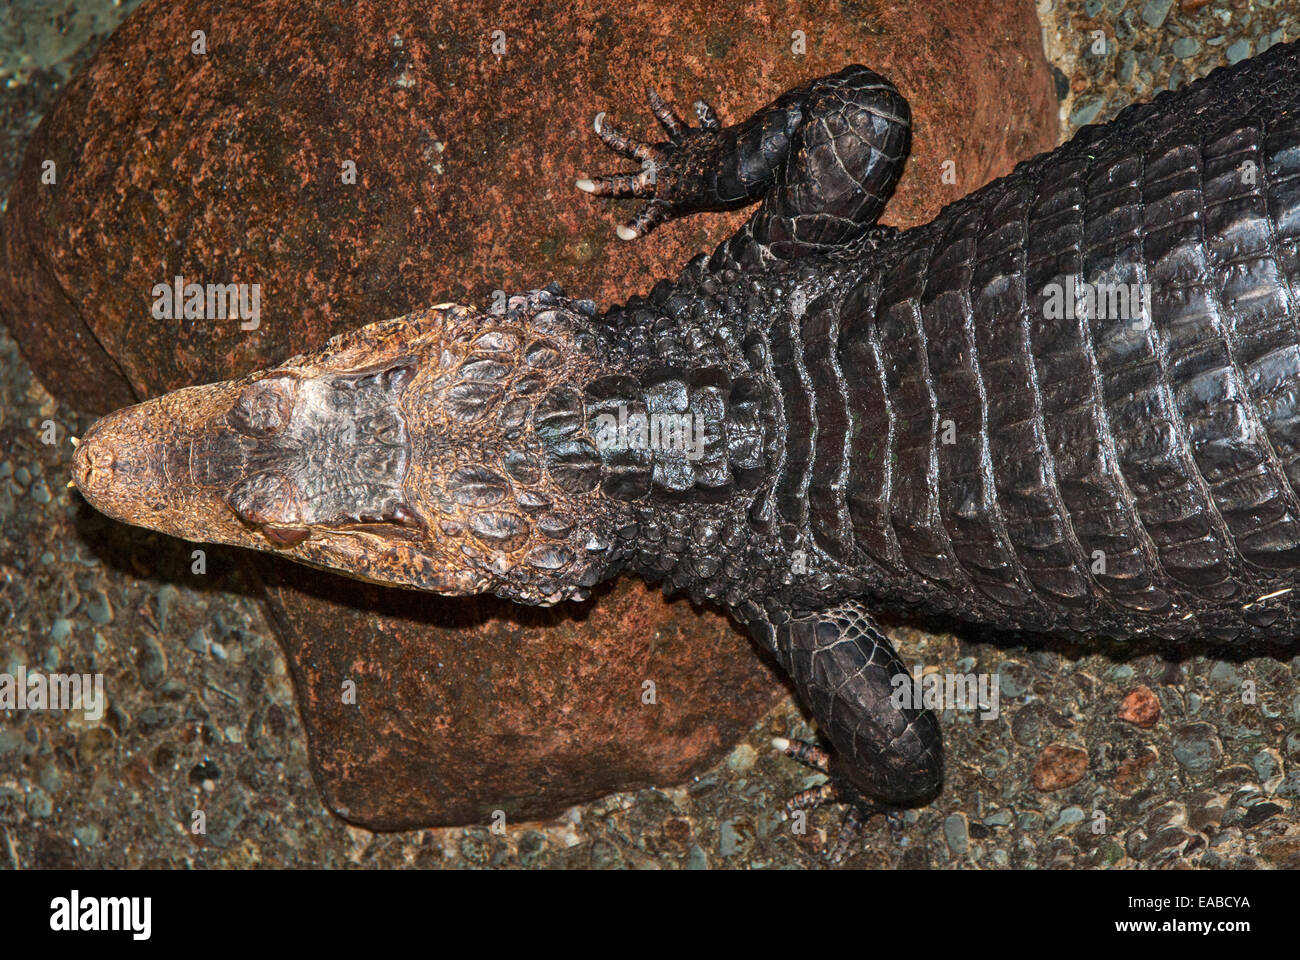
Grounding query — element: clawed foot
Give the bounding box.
[773,737,907,864]
[576,85,732,240]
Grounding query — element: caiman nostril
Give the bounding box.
[71,436,116,492]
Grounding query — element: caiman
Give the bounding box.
[73,40,1300,860]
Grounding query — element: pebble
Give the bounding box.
[589,839,620,869]
[1173,723,1224,773]
[137,636,167,687]
[726,743,756,773]
[1208,660,1242,689]
[1173,36,1202,57]
[1117,50,1137,83]
[26,787,53,819]
[516,830,546,868]
[1018,810,1045,832]
[1141,0,1174,27]
[1069,96,1106,128]
[0,727,24,756]
[73,824,100,846]
[186,628,209,654]
[1225,38,1252,63]
[1115,9,1138,42]
[1032,743,1090,791]
[156,584,178,634]
[84,590,112,625]
[983,808,1014,828]
[1118,685,1161,727]
[685,844,708,870]
[1252,749,1283,785]
[49,618,71,646]
[38,763,61,794]
[719,819,741,857]
[0,787,22,824]
[997,660,1030,698]
[1051,806,1086,832]
[943,813,969,855]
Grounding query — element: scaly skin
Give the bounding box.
[73,44,1300,858]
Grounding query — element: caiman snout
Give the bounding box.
[70,421,116,496]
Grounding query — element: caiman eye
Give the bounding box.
[230,377,294,436]
[262,526,310,548]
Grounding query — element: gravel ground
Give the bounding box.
[1,0,1299,869]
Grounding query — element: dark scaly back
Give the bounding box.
[832,39,1300,644]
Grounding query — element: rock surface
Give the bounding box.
[0,0,1056,413]
[0,0,1057,827]
[266,563,783,827]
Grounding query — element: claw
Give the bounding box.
[786,782,839,811]
[594,112,660,163]
[616,200,669,240]
[827,806,867,864]
[773,736,831,774]
[646,87,686,140]
[694,99,721,131]
[577,170,655,199]
[772,736,907,863]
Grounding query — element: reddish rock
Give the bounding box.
[265,562,780,828]
[0,0,1057,827]
[1118,685,1161,728]
[1031,743,1090,792]
[0,0,1057,414]
[1112,747,1160,794]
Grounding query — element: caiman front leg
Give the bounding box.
[751,601,943,863]
[576,64,912,264]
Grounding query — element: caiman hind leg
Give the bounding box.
[576,64,912,263]
[754,600,943,863]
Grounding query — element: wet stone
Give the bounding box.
[0,788,22,824]
[136,636,167,687]
[943,813,970,855]
[1118,685,1161,728]
[1226,38,1252,63]
[49,618,71,646]
[0,727,24,756]
[590,838,621,868]
[1173,723,1224,774]
[83,590,112,625]
[516,830,547,868]
[26,787,52,820]
[1141,0,1174,27]
[72,824,100,846]
[1032,744,1090,791]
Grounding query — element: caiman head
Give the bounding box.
[72,297,629,605]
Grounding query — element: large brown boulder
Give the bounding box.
[0,0,1057,827]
